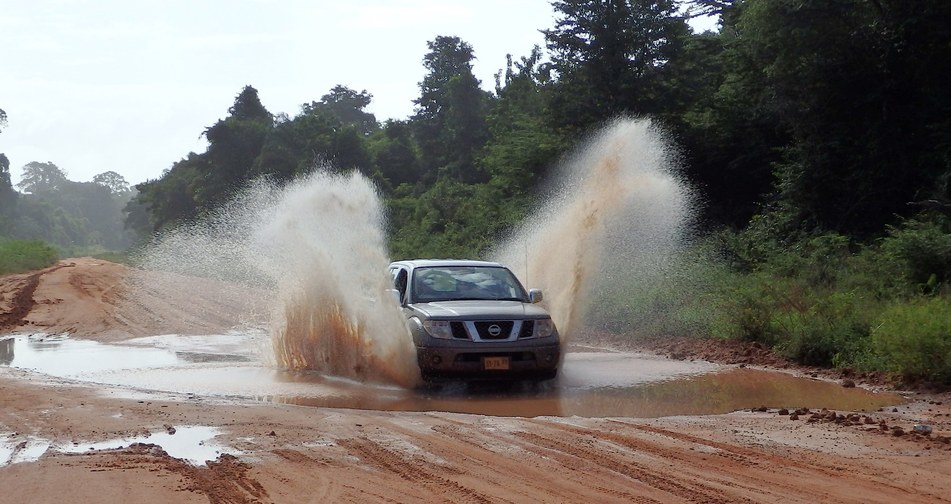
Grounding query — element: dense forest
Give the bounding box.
[2,0,950,383]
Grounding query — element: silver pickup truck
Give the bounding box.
[388,259,561,381]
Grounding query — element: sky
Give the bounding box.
[1,1,716,188]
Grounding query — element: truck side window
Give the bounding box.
[395,269,408,301]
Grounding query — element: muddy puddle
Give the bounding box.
[1,426,234,467]
[0,334,903,418]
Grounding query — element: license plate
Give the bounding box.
[483,356,510,370]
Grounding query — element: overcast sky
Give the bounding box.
[1,1,714,188]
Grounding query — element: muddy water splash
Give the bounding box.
[495,119,692,341]
[257,172,419,386]
[137,170,419,387]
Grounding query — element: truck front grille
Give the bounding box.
[473,321,514,340]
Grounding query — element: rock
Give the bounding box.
[842,379,856,388]
[790,414,799,421]
[778,408,790,416]
[892,427,905,437]
[913,424,933,435]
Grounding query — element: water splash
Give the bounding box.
[257,172,419,387]
[135,118,689,385]
[136,170,419,387]
[494,118,693,341]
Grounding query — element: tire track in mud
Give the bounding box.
[538,419,812,502]
[427,418,675,503]
[426,421,641,503]
[612,420,950,503]
[513,429,742,504]
[71,445,270,504]
[338,437,497,504]
[0,263,68,331]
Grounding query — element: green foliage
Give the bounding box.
[588,243,735,339]
[0,238,58,275]
[115,4,951,385]
[0,153,15,235]
[482,48,562,195]
[17,161,68,194]
[733,0,951,236]
[92,171,132,196]
[413,35,490,183]
[646,220,951,381]
[544,0,689,133]
[368,121,420,187]
[316,85,378,136]
[880,218,951,291]
[872,298,951,385]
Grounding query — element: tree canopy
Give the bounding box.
[4,0,946,266]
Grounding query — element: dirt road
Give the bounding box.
[1,258,949,503]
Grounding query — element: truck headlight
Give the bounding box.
[422,320,453,339]
[535,318,554,338]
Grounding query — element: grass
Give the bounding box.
[0,238,59,275]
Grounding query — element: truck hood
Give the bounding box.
[408,300,551,320]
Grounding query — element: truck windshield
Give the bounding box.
[411,266,528,303]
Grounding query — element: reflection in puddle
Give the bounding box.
[0,427,234,467]
[265,367,899,418]
[60,426,234,465]
[0,334,904,418]
[0,435,51,466]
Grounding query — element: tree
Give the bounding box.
[481,47,562,196]
[0,154,16,234]
[369,120,420,188]
[92,171,131,196]
[0,108,12,234]
[543,0,690,133]
[227,85,271,122]
[669,5,789,228]
[412,35,490,183]
[733,0,951,236]
[315,85,378,136]
[198,86,272,208]
[17,161,68,194]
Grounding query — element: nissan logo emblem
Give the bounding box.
[488,324,502,337]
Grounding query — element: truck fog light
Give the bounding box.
[545,354,555,363]
[431,355,442,365]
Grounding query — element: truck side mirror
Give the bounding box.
[529,289,544,304]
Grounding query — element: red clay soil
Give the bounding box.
[1,258,949,504]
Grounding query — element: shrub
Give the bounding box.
[871,297,951,385]
[881,219,951,293]
[771,291,872,367]
[0,238,59,275]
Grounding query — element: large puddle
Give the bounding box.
[0,334,902,418]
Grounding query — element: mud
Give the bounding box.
[2,258,951,503]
